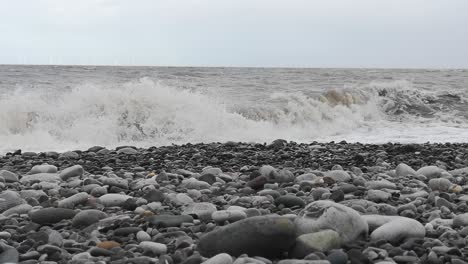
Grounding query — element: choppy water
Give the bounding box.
[1,65,468,153]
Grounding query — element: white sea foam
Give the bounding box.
[0,78,467,153]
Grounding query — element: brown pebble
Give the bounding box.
[97,241,121,250]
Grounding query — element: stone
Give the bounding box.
[202,253,232,264]
[365,180,396,190]
[2,203,32,216]
[0,170,19,183]
[114,227,142,236]
[59,165,84,180]
[453,213,468,227]
[98,194,132,207]
[325,171,351,182]
[147,214,194,227]
[59,151,80,159]
[181,178,211,190]
[326,250,348,264]
[417,166,444,179]
[57,192,89,208]
[97,241,121,250]
[368,215,425,243]
[182,202,217,221]
[294,201,368,243]
[30,164,58,174]
[20,173,61,184]
[247,176,268,190]
[275,195,306,208]
[367,190,391,203]
[137,231,152,242]
[117,147,138,154]
[143,189,166,202]
[212,210,247,223]
[0,248,19,263]
[428,178,452,192]
[291,230,342,258]
[139,241,167,256]
[395,163,416,177]
[198,216,296,257]
[277,260,331,264]
[72,209,108,227]
[29,208,76,224]
[0,191,24,213]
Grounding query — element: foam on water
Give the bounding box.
[0,77,467,153]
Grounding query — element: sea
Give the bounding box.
[1,65,468,153]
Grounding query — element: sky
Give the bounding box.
[0,0,467,68]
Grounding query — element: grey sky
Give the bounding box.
[1,0,467,68]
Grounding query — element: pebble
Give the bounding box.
[29,208,76,224]
[98,193,133,207]
[202,253,233,264]
[30,164,58,174]
[139,241,167,256]
[291,230,342,258]
[59,165,84,180]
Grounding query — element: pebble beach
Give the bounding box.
[0,140,467,264]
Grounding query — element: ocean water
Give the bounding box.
[1,65,468,153]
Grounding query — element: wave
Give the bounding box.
[0,78,467,152]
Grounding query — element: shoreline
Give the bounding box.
[0,140,467,263]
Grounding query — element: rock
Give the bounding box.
[147,214,194,227]
[143,189,166,202]
[59,151,80,159]
[72,209,108,227]
[212,210,247,223]
[277,260,331,264]
[428,178,452,192]
[325,171,351,182]
[29,208,76,224]
[202,253,232,264]
[136,231,152,242]
[276,169,295,183]
[97,241,121,250]
[57,192,89,208]
[247,176,268,190]
[326,250,348,264]
[117,147,138,155]
[395,163,416,177]
[98,193,132,207]
[30,164,58,174]
[199,173,217,185]
[181,178,211,190]
[291,230,342,258]
[182,202,217,221]
[59,165,84,180]
[139,241,167,256]
[368,216,425,243]
[260,165,279,181]
[0,170,19,183]
[275,195,306,208]
[20,173,61,184]
[295,201,368,243]
[453,213,468,227]
[198,215,296,257]
[0,248,19,263]
[365,180,396,190]
[2,203,32,216]
[367,190,391,203]
[0,191,24,213]
[417,166,444,179]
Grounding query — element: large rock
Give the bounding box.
[428,178,452,192]
[2,204,32,216]
[453,213,468,227]
[365,215,425,243]
[325,171,351,182]
[29,208,76,224]
[198,216,296,257]
[58,192,89,209]
[290,230,342,258]
[98,194,132,207]
[20,173,61,184]
[0,170,19,183]
[59,165,84,180]
[182,202,217,221]
[0,191,24,213]
[294,201,368,243]
[72,209,108,227]
[395,163,416,177]
[30,164,58,174]
[147,214,194,227]
[417,166,444,179]
[202,253,233,264]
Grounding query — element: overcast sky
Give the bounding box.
[1,0,467,68]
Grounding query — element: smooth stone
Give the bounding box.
[295,201,368,243]
[275,195,306,208]
[181,178,211,190]
[0,170,19,183]
[114,227,142,236]
[90,247,114,257]
[202,253,233,264]
[198,216,296,257]
[117,147,138,154]
[147,214,194,227]
[20,173,61,184]
[199,174,217,185]
[428,178,452,192]
[0,248,19,263]
[277,260,330,264]
[139,241,167,256]
[30,164,58,174]
[291,230,342,258]
[59,151,79,159]
[0,191,24,213]
[57,192,89,209]
[417,166,444,179]
[326,250,348,264]
[259,165,279,181]
[143,189,166,203]
[369,216,425,243]
[59,165,84,180]
[325,171,351,182]
[72,209,108,227]
[98,194,132,207]
[453,213,468,227]
[395,163,416,176]
[29,208,76,224]
[247,176,268,190]
[365,180,396,190]
[137,231,152,242]
[97,241,121,250]
[367,190,391,203]
[182,202,217,221]
[212,210,247,223]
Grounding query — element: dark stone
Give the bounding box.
[274,195,306,208]
[247,176,267,190]
[147,215,194,228]
[143,189,166,203]
[327,250,348,264]
[330,189,345,202]
[114,227,142,236]
[29,208,76,225]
